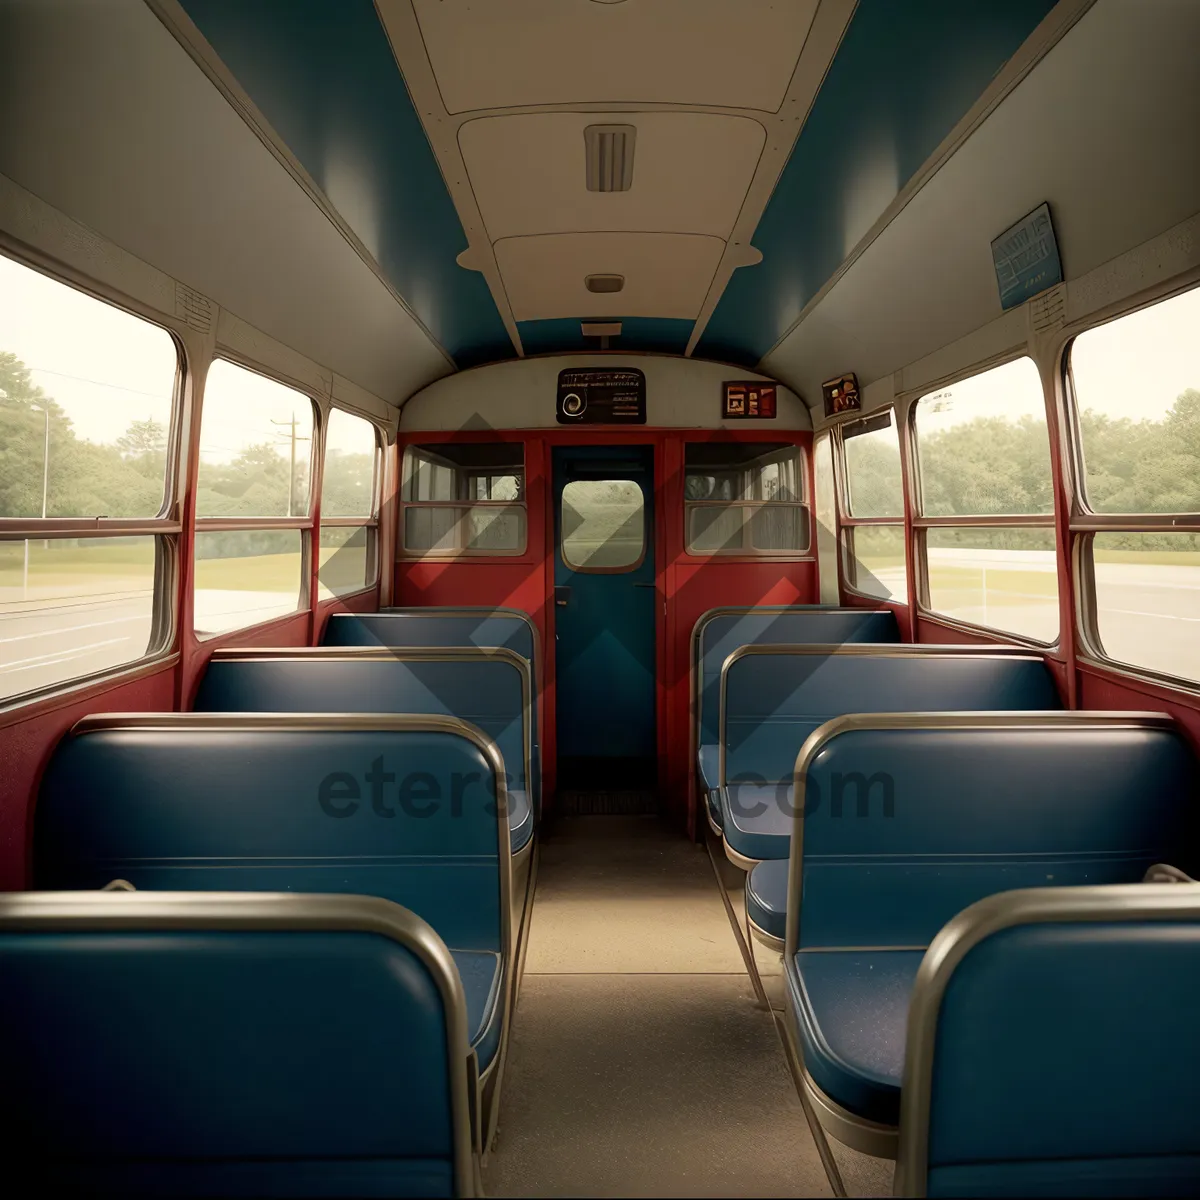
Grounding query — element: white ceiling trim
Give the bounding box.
[377,0,855,357]
[145,0,457,375]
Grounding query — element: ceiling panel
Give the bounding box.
[460,112,765,242]
[697,0,1059,367]
[495,232,725,322]
[413,0,819,113]
[763,0,1200,406]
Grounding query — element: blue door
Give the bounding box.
[553,446,656,788]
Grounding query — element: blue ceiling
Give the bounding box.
[180,0,1057,375]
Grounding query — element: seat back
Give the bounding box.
[721,645,1059,787]
[35,714,510,954]
[897,886,1200,1198]
[692,606,898,750]
[790,713,1198,951]
[0,892,475,1198]
[325,608,537,681]
[195,647,532,797]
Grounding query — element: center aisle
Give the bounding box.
[483,814,833,1197]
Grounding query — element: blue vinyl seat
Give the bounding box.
[691,607,898,806]
[895,885,1200,1196]
[768,715,1198,1153]
[0,891,478,1197]
[718,647,1061,865]
[34,714,513,1078]
[324,609,541,811]
[194,648,535,856]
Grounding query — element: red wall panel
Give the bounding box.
[0,664,176,890]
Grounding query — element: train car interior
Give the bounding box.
[1,0,1199,1195]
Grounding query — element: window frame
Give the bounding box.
[317,405,383,600]
[0,249,184,707]
[835,408,908,604]
[192,355,318,639]
[398,441,528,559]
[681,438,813,561]
[1062,282,1200,693]
[908,354,1060,648]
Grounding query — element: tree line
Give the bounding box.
[4,349,1197,554]
[845,387,1200,552]
[1,352,374,557]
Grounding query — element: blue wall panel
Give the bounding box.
[518,317,694,357]
[181,0,514,368]
[697,0,1057,368]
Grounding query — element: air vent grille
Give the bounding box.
[585,274,624,293]
[584,124,636,192]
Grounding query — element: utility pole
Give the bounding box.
[23,404,49,597]
[270,415,310,517]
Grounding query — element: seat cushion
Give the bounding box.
[746,859,788,942]
[705,789,723,831]
[697,744,719,793]
[788,949,923,1126]
[450,949,503,1070]
[508,788,533,855]
[720,784,792,862]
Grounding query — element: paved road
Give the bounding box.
[0,588,299,699]
[2,562,1197,698]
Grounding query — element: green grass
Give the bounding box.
[1093,549,1200,567]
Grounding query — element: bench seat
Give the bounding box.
[0,892,476,1197]
[718,648,1061,864]
[789,948,922,1127]
[745,858,788,943]
[718,784,793,863]
[508,788,533,855]
[697,744,719,795]
[775,715,1198,1156]
[452,949,503,1070]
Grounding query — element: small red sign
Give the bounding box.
[723,381,777,419]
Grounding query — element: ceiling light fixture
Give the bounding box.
[584,124,636,192]
[585,274,625,293]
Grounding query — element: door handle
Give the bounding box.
[632,582,656,589]
[554,586,571,607]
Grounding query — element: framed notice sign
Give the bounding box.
[991,202,1063,311]
[822,373,860,418]
[556,368,646,424]
[723,381,777,419]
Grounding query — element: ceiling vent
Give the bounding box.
[585,274,624,293]
[584,124,636,192]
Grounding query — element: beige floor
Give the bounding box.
[483,815,883,1197]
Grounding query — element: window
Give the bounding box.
[683,442,808,556]
[914,357,1058,642]
[1068,286,1200,684]
[0,254,178,702]
[401,442,526,556]
[561,480,645,571]
[840,410,906,602]
[194,360,313,636]
[319,408,380,599]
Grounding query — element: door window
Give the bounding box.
[561,479,645,571]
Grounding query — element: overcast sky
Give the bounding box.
[0,254,374,465]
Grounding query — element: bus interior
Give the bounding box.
[1,1,1199,1196]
